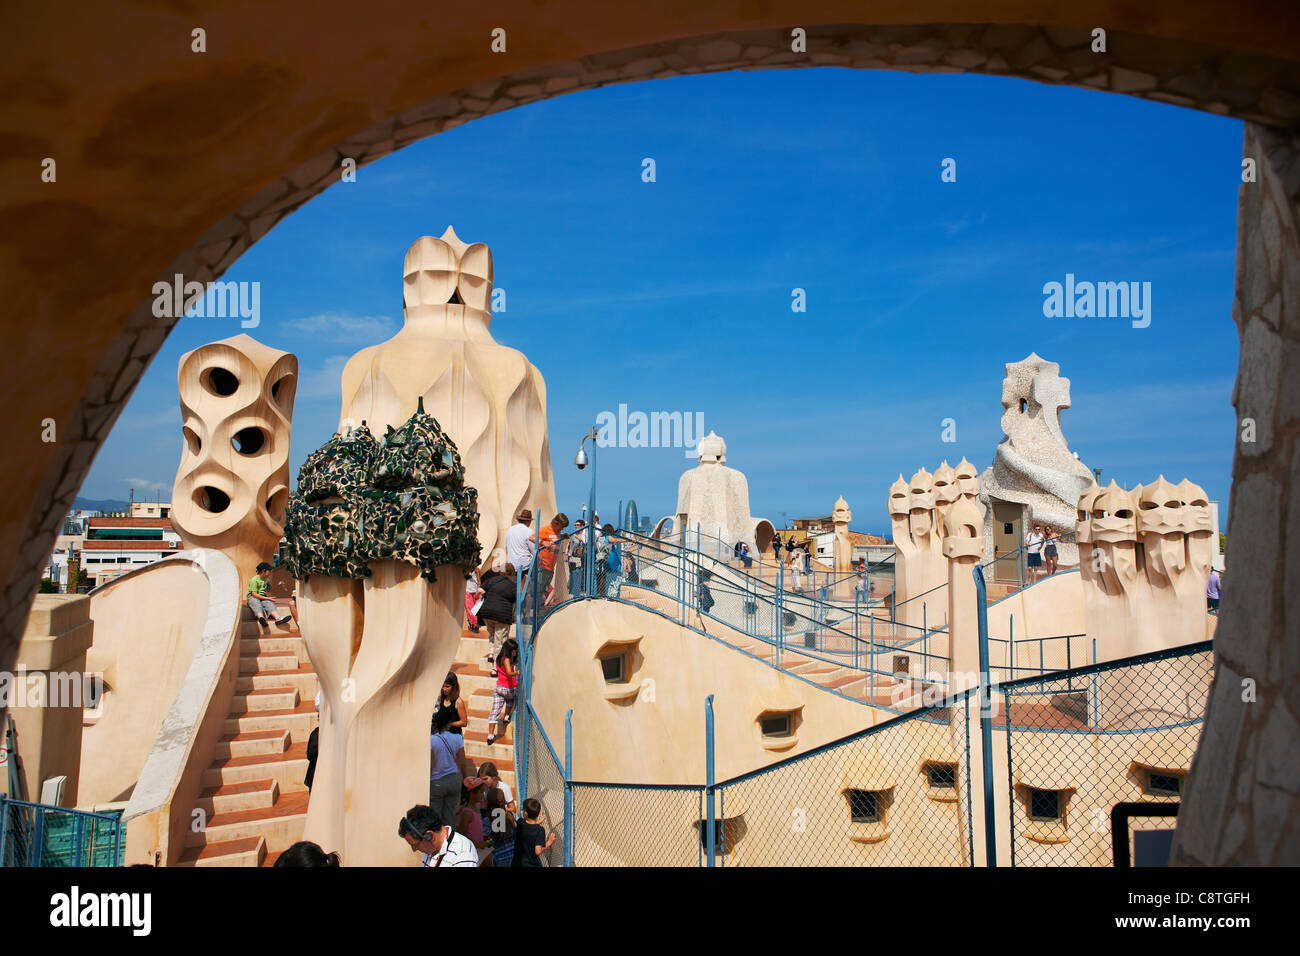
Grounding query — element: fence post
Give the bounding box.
[563,708,573,867]
[31,803,44,866]
[775,559,784,669]
[973,565,998,867]
[705,694,716,868]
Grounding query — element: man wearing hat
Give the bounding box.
[504,509,536,580]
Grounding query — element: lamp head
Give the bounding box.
[574,446,589,470]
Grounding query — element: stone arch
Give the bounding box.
[4,4,1298,862]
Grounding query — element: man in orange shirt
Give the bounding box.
[533,513,568,605]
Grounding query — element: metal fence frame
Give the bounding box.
[0,796,125,867]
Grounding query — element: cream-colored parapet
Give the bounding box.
[338,227,556,570]
[170,334,297,586]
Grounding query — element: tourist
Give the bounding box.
[739,542,752,569]
[504,510,535,580]
[246,562,291,629]
[855,561,868,600]
[802,544,811,574]
[273,841,340,867]
[304,688,321,791]
[436,672,468,736]
[787,545,803,592]
[456,777,493,866]
[478,565,517,669]
[465,568,483,632]
[773,535,783,561]
[1043,527,1060,576]
[1025,524,1045,582]
[533,513,568,606]
[696,568,716,630]
[429,707,471,828]
[600,523,620,595]
[486,787,516,867]
[399,805,479,867]
[567,519,587,596]
[485,638,519,747]
[478,760,517,815]
[1207,567,1221,611]
[512,797,556,867]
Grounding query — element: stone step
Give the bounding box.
[176,836,267,868]
[240,652,299,674]
[454,635,492,664]
[240,635,302,656]
[184,791,311,853]
[231,687,300,713]
[240,619,297,638]
[239,668,318,697]
[203,743,311,793]
[214,729,291,759]
[196,778,280,816]
[224,704,317,743]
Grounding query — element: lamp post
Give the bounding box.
[574,426,598,597]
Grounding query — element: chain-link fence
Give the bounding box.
[0,797,125,867]
[996,640,1213,866]
[521,703,566,867]
[711,691,977,866]
[569,783,706,866]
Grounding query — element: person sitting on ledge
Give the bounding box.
[246,562,291,630]
[399,804,479,867]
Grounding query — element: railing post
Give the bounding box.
[705,694,716,868]
[973,565,998,867]
[869,613,875,702]
[854,585,859,670]
[516,559,531,799]
[563,708,573,867]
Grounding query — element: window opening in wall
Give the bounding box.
[760,713,793,738]
[926,762,956,791]
[599,652,626,683]
[1144,770,1184,797]
[847,789,884,824]
[1028,788,1063,822]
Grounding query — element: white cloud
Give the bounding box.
[122,477,170,491]
[282,313,396,342]
[299,354,351,400]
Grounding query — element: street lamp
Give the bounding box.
[575,426,598,596]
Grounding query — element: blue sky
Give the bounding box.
[85,67,1243,536]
